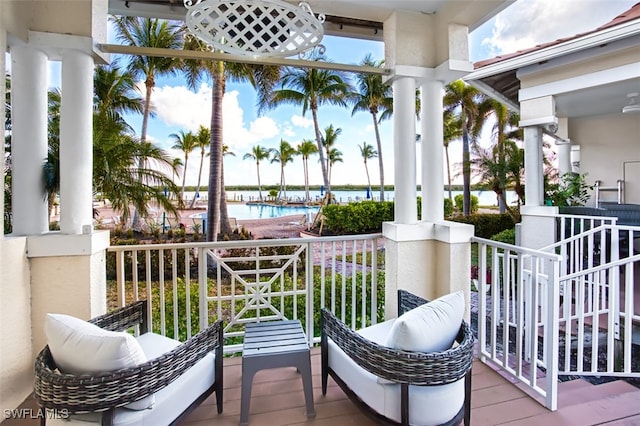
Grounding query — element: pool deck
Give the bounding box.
[91,201,308,239]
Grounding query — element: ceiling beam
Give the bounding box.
[98,43,391,75]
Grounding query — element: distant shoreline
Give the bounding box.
[181,184,482,192]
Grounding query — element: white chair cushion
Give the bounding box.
[329,318,463,425]
[47,333,217,426]
[386,291,465,353]
[45,313,153,410]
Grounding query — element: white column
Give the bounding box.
[524,126,544,206]
[557,142,572,177]
[59,49,94,234]
[10,46,49,236]
[392,77,417,224]
[420,80,444,222]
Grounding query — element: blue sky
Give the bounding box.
[44,0,638,188]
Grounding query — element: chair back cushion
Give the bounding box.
[45,313,154,410]
[386,291,465,353]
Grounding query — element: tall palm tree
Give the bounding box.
[443,110,463,201]
[296,139,318,202]
[358,142,377,199]
[189,125,210,208]
[169,130,197,204]
[270,139,297,200]
[350,54,392,201]
[260,54,350,199]
[243,145,271,202]
[110,17,182,143]
[444,80,491,216]
[181,33,280,241]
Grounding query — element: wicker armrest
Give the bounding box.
[34,319,223,414]
[321,308,473,386]
[89,300,147,333]
[397,289,429,315]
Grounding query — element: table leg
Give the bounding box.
[240,361,257,426]
[299,352,316,418]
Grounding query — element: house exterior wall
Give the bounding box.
[0,238,32,413]
[569,114,640,205]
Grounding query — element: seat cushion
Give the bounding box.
[45,313,153,410]
[328,319,463,425]
[48,333,217,426]
[386,291,465,353]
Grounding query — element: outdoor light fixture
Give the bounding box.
[183,0,325,58]
[622,92,640,114]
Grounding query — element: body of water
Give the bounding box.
[185,189,517,208]
[191,203,319,221]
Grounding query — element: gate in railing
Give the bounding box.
[473,237,562,410]
[108,234,384,353]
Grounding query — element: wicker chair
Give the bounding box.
[321,290,474,426]
[34,301,223,426]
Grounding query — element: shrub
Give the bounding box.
[450,213,515,239]
[454,194,479,214]
[323,201,393,234]
[444,198,454,217]
[490,228,516,244]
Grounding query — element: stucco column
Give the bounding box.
[10,45,49,235]
[392,77,418,224]
[420,80,444,222]
[59,48,95,234]
[524,126,544,206]
[556,118,571,177]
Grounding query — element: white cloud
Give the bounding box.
[291,114,313,128]
[152,83,211,131]
[282,126,296,137]
[481,0,637,56]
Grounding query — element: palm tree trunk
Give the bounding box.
[365,162,372,198]
[303,158,310,202]
[219,159,232,235]
[189,149,205,209]
[311,107,330,195]
[256,162,263,202]
[181,155,188,203]
[372,112,385,201]
[207,67,224,241]
[445,145,452,201]
[462,126,471,216]
[132,81,154,229]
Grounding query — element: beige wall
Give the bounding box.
[569,114,640,205]
[521,46,640,89]
[0,238,33,413]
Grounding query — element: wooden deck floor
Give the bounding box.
[4,348,640,426]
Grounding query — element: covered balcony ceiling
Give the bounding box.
[108,0,511,40]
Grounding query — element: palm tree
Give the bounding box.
[322,124,342,179]
[350,54,392,201]
[327,147,343,187]
[358,142,377,199]
[181,33,280,241]
[189,125,210,208]
[260,54,350,199]
[170,130,197,203]
[443,110,463,201]
[243,145,271,202]
[444,80,491,216]
[296,139,318,202]
[110,17,182,143]
[270,139,297,200]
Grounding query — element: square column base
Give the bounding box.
[383,221,474,321]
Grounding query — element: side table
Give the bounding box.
[240,320,315,425]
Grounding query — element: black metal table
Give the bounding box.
[240,320,315,425]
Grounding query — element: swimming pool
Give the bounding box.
[191,203,320,221]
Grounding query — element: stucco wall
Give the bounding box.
[0,238,33,412]
[569,114,640,205]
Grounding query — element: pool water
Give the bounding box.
[194,203,320,221]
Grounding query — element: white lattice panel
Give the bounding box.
[185,0,324,57]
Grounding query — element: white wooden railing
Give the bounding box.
[472,237,562,411]
[108,234,384,353]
